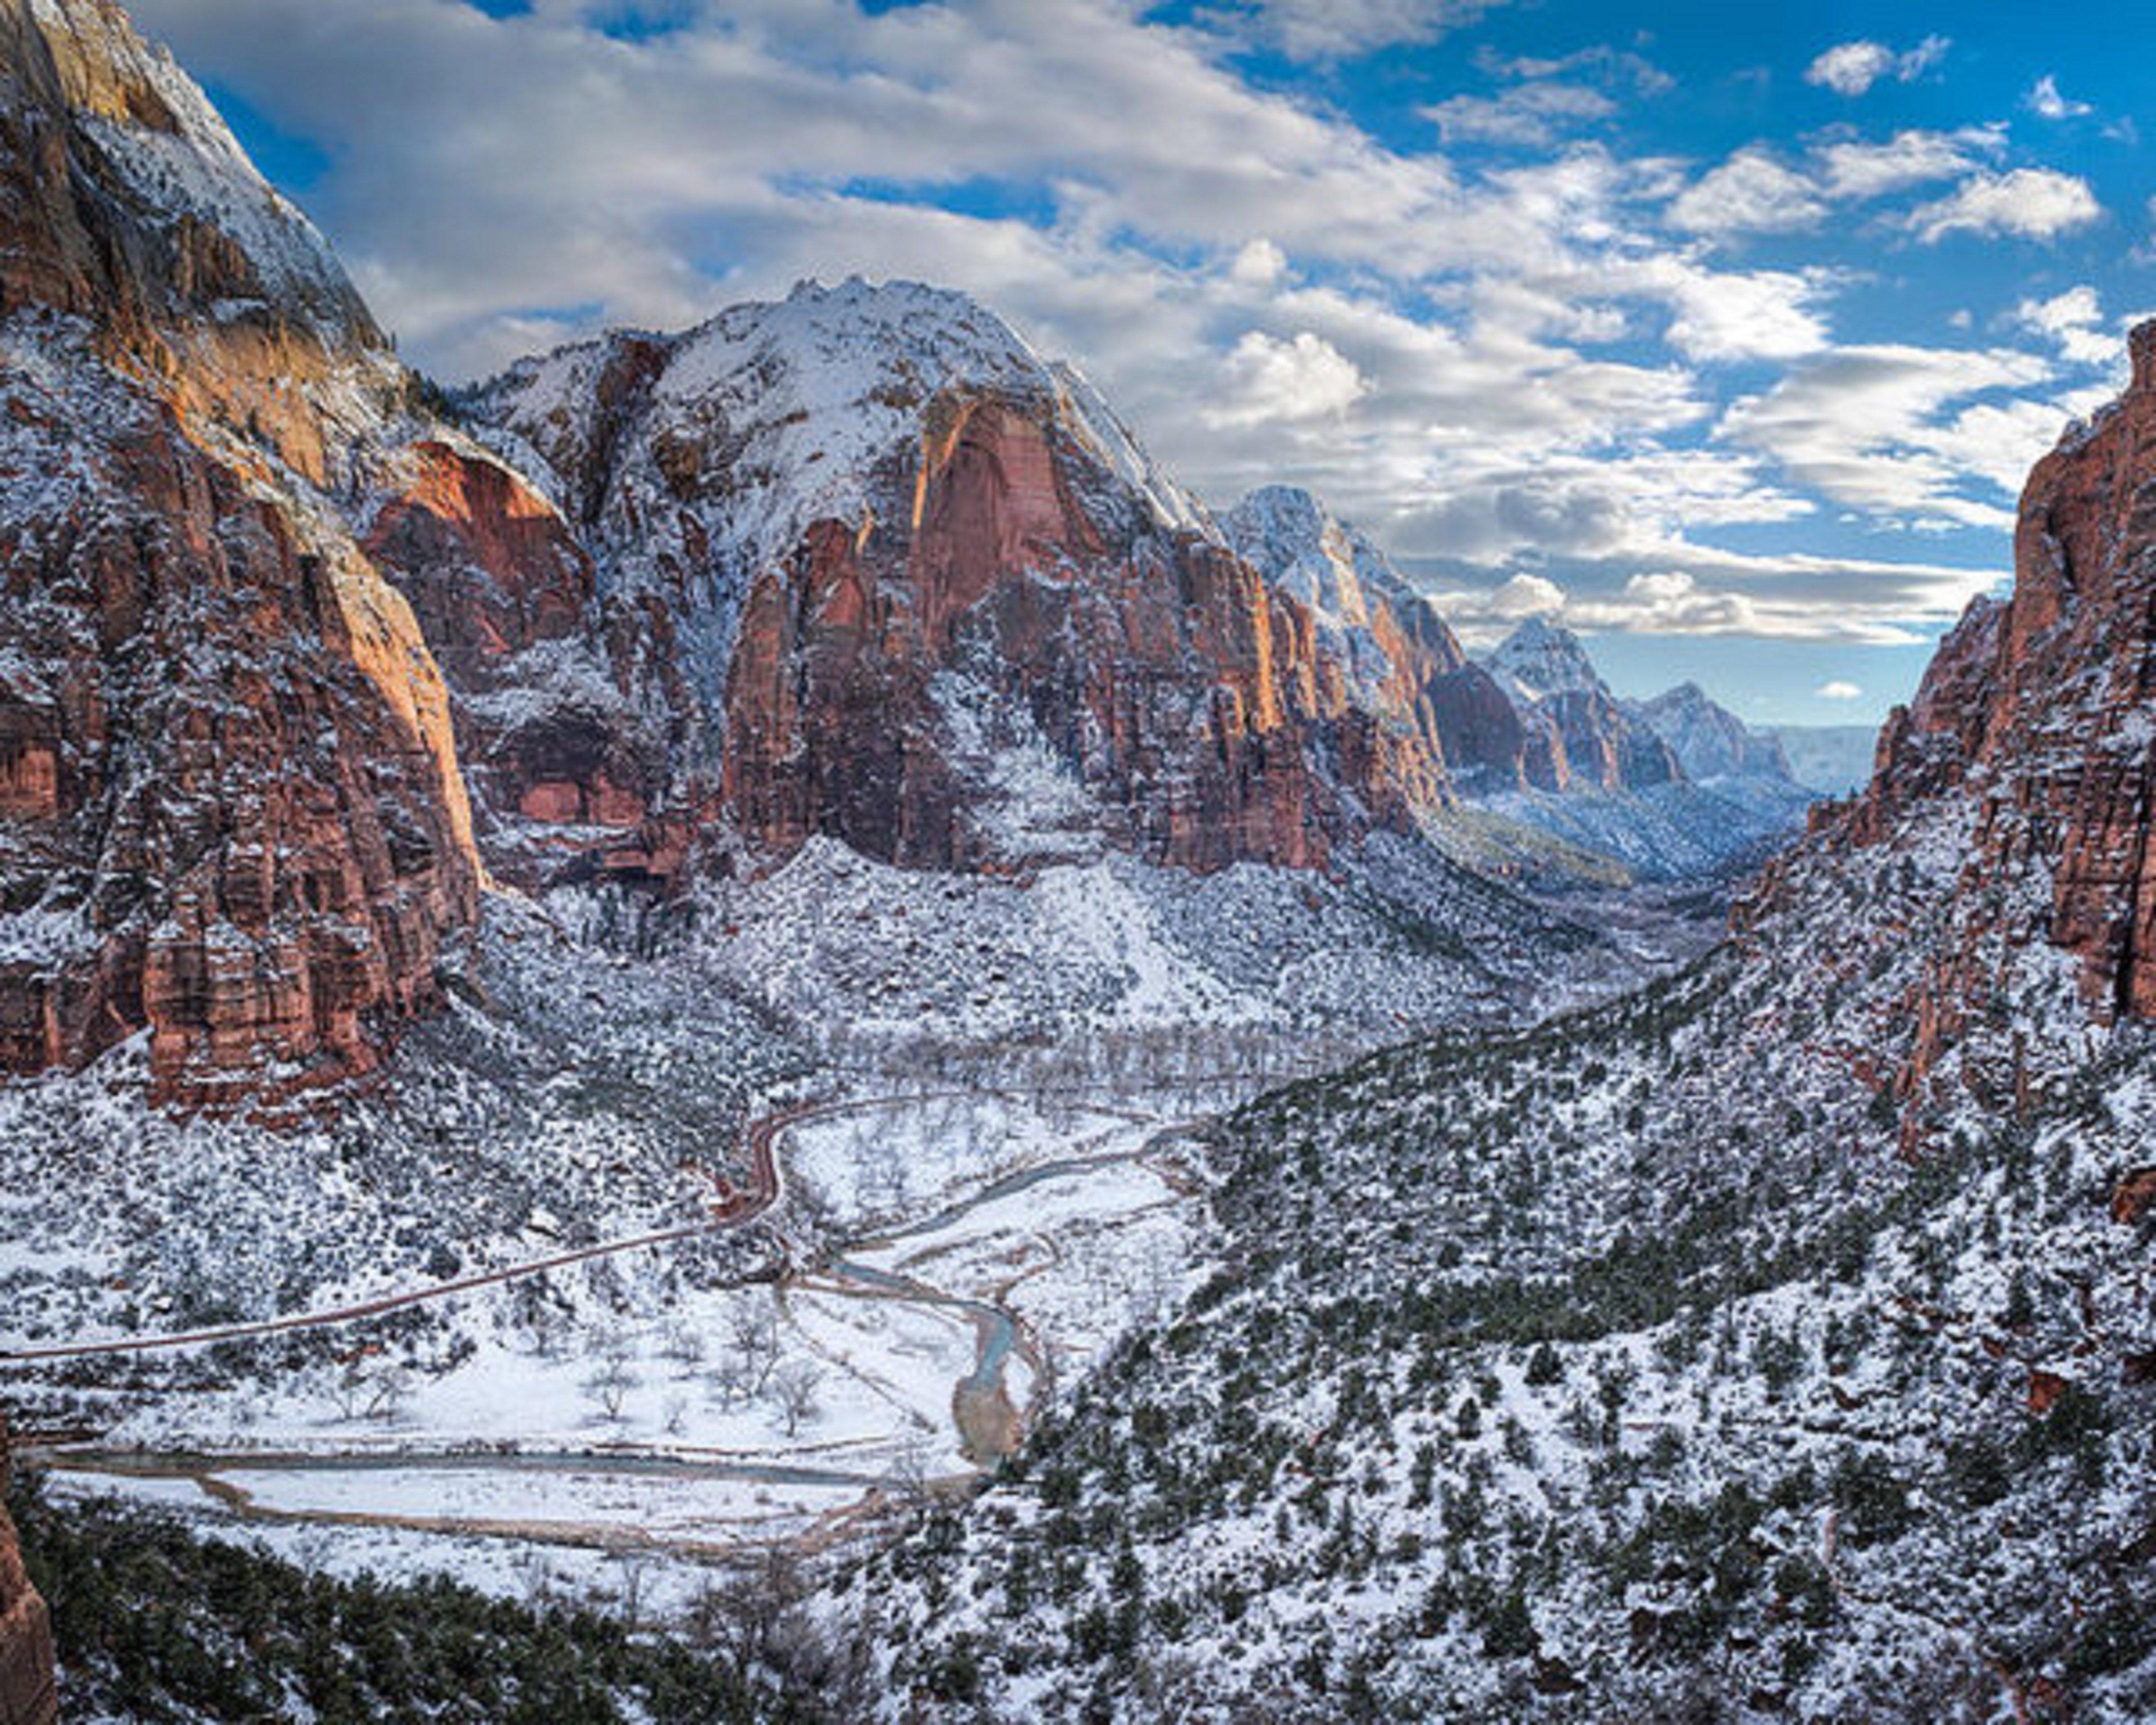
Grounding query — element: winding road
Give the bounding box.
[12,1085,1207,1554]
[2,1094,813,1367]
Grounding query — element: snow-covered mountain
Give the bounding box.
[1456,617,1814,880]
[857,322,2156,1725]
[1633,681,1793,781]
[1484,611,1607,704]
[1771,722,1881,795]
[1217,496,1817,879]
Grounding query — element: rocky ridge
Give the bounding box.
[0,1417,56,1725]
[0,0,481,1110]
[1747,319,2156,1101]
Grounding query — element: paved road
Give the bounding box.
[1,1095,818,1366]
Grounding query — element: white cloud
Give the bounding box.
[1203,0,1508,61]
[1670,128,1990,243]
[1228,237,1287,287]
[1907,170,2102,244]
[1669,148,1826,236]
[2013,286,2122,368]
[1814,128,1990,200]
[1816,679,1864,699]
[1805,36,1949,99]
[1208,331,1367,425]
[1654,263,1832,363]
[1721,344,2060,530]
[1427,540,2001,645]
[1423,82,1616,148]
[2025,75,2092,121]
[1487,572,1566,616]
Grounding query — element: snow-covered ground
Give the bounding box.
[20,1078,1214,1603]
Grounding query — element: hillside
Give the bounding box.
[834,339,2156,1722]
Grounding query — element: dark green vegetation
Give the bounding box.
[852,934,2156,1722]
[7,1475,836,1725]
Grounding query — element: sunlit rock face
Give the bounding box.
[0,1416,57,1725]
[469,282,1490,880]
[0,0,481,1110]
[1746,320,2156,1092]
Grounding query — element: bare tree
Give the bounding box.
[364,1362,414,1423]
[709,1353,756,1412]
[583,1347,640,1423]
[661,1323,707,1375]
[768,1360,823,1437]
[728,1303,782,1394]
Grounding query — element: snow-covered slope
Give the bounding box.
[28,0,371,339]
[1221,485,1462,708]
[1772,722,1881,795]
[476,277,1210,629]
[1632,681,1793,782]
[1483,611,1606,704]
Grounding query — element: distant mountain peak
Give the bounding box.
[1633,681,1793,783]
[1486,613,1605,702]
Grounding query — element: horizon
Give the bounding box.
[126,0,2154,725]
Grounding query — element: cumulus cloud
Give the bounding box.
[1816,679,1864,699]
[1814,128,1992,200]
[1907,170,2102,244]
[1423,82,1616,148]
[1426,540,1999,645]
[2013,286,2122,368]
[1653,263,1831,363]
[1805,36,1949,99]
[1670,129,1991,241]
[1228,238,1287,287]
[1208,331,1367,425]
[2025,75,2092,121]
[1721,344,2060,530]
[1668,148,1827,236]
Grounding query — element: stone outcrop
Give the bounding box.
[0,0,481,1110]
[1821,322,2156,1025]
[719,397,1356,871]
[0,1417,58,1725]
[1483,617,1682,793]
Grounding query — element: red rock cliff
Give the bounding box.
[719,394,1381,872]
[0,0,481,1110]
[0,1418,57,1725]
[1753,321,2156,1069]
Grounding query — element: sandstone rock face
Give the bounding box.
[1484,617,1682,793]
[0,0,481,1109]
[0,1417,58,1725]
[1819,323,2156,1025]
[470,282,1429,878]
[1221,485,1522,796]
[357,438,692,887]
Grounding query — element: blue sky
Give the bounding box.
[130,0,2156,724]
